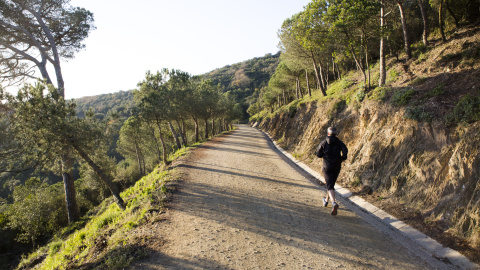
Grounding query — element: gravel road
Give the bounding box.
[132,125,443,269]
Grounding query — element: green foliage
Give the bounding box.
[410,77,427,86]
[35,160,178,269]
[48,241,63,255]
[388,69,401,82]
[426,83,445,98]
[286,100,301,118]
[326,78,354,96]
[6,178,67,245]
[368,86,390,101]
[355,88,366,103]
[391,88,415,106]
[405,107,433,122]
[445,94,480,124]
[327,99,347,119]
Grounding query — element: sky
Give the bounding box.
[58,0,311,99]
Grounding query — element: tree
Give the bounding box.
[135,72,166,164]
[0,0,95,223]
[1,82,125,210]
[417,0,429,46]
[325,0,381,89]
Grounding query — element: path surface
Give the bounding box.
[132,125,444,269]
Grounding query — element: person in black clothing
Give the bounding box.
[315,127,348,215]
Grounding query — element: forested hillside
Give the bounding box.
[0,0,479,269]
[248,0,480,263]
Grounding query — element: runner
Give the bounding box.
[315,127,348,215]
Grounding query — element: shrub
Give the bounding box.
[410,77,427,86]
[286,100,301,118]
[369,86,390,101]
[392,88,415,106]
[327,100,347,119]
[405,107,433,122]
[388,69,401,81]
[355,88,366,103]
[446,94,480,124]
[426,83,445,98]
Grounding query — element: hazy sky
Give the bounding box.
[58,0,310,99]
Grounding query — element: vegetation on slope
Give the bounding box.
[252,22,480,262]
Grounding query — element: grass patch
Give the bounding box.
[17,142,199,270]
[326,78,354,97]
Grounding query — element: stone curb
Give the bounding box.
[259,129,479,270]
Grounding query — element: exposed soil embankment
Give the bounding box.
[255,97,480,262]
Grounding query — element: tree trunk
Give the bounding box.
[192,116,199,143]
[204,118,209,139]
[347,38,367,87]
[211,110,216,136]
[363,31,371,90]
[155,119,168,164]
[397,1,412,59]
[134,142,144,175]
[72,144,125,209]
[181,120,187,146]
[151,128,162,163]
[61,154,79,223]
[318,60,327,93]
[336,62,341,80]
[311,51,327,96]
[439,0,447,42]
[325,61,329,88]
[379,0,386,86]
[445,0,459,28]
[305,70,311,97]
[176,120,187,146]
[168,121,181,149]
[417,0,429,47]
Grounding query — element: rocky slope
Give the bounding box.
[253,24,480,261]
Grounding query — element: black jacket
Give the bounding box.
[315,136,348,168]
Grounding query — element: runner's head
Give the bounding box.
[327,127,337,136]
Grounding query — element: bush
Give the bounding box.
[368,86,390,101]
[446,94,480,124]
[410,77,427,86]
[6,178,67,245]
[426,83,445,98]
[405,106,433,122]
[286,100,301,118]
[327,100,347,119]
[392,88,415,106]
[355,88,366,103]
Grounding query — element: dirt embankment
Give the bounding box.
[255,25,480,262]
[257,99,479,259]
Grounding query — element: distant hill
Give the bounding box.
[73,52,281,121]
[73,90,134,120]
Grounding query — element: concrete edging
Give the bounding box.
[259,128,479,270]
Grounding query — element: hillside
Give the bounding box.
[72,53,280,121]
[252,23,480,261]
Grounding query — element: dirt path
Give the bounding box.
[131,125,445,269]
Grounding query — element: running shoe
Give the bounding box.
[323,197,328,207]
[331,202,339,216]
